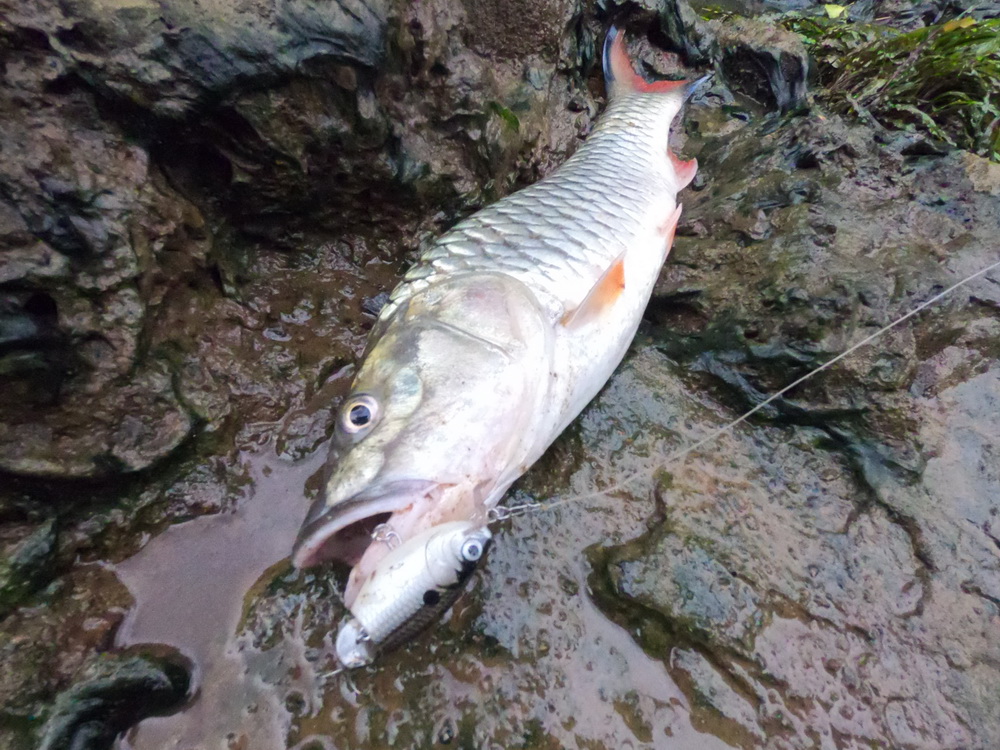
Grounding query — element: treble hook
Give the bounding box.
[370,522,402,548]
[321,665,360,698]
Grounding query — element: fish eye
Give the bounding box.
[461,539,484,562]
[340,394,380,434]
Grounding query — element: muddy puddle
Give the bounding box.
[113,447,325,750]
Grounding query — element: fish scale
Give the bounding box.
[382,97,684,326]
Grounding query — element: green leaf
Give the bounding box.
[487,102,521,133]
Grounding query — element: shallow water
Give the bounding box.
[114,448,325,750]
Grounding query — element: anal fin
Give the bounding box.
[561,255,626,329]
[660,204,683,257]
[669,151,698,189]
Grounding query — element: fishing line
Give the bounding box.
[322,262,997,681]
[497,256,1000,522]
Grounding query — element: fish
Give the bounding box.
[334,521,492,668]
[292,26,700,656]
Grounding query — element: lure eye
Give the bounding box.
[340,394,379,435]
[461,538,484,562]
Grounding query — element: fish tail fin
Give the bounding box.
[603,27,702,187]
[602,26,692,100]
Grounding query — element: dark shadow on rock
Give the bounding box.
[0,517,58,620]
[38,651,191,750]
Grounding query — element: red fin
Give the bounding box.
[604,27,689,98]
[661,204,683,257]
[669,151,698,189]
[561,255,626,329]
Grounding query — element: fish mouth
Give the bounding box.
[291,479,445,569]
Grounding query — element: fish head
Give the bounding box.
[292,275,551,580]
[291,348,431,570]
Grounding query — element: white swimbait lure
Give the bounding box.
[335,521,492,668]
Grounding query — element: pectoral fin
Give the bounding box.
[561,255,626,329]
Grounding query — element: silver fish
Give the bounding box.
[293,27,700,658]
[335,521,491,668]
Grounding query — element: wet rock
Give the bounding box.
[0,565,133,750]
[671,648,764,745]
[590,110,1000,748]
[0,17,209,477]
[275,406,337,462]
[0,518,57,619]
[0,359,195,477]
[705,14,809,113]
[16,0,387,119]
[38,653,190,750]
[0,0,598,480]
[597,531,764,653]
[462,0,569,60]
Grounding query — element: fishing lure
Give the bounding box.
[334,521,492,668]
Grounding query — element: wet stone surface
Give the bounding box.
[586,112,1000,748]
[0,0,999,748]
[0,0,592,479]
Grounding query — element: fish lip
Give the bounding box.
[292,479,442,569]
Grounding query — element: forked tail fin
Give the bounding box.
[603,26,690,99]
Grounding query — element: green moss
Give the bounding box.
[783,14,1000,160]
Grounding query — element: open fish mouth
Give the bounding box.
[291,479,446,569]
